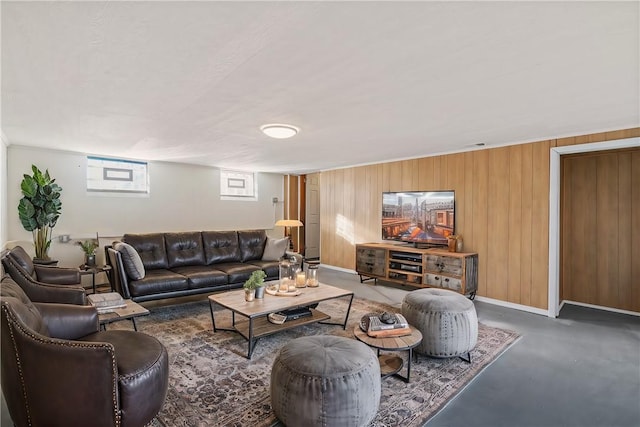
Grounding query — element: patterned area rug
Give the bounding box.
[115,296,519,427]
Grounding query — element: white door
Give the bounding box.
[305,173,320,259]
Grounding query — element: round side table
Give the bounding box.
[353,324,422,383]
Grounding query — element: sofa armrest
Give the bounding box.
[35,303,99,339]
[34,265,81,285]
[106,247,132,299]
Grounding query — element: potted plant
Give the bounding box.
[77,240,99,266]
[244,270,267,301]
[18,165,63,261]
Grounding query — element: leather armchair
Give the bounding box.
[1,246,86,305]
[1,276,169,427]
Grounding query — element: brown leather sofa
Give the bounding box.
[108,229,297,303]
[0,275,169,427]
[1,246,87,305]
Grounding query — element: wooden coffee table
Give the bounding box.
[353,324,422,383]
[208,283,354,359]
[98,299,149,331]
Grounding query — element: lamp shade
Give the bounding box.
[275,219,304,227]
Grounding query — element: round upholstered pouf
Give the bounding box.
[270,335,381,427]
[402,288,478,359]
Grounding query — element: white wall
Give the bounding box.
[7,145,284,266]
[0,135,7,248]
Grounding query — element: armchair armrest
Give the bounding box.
[3,259,87,305]
[6,330,119,426]
[35,303,99,339]
[34,265,81,284]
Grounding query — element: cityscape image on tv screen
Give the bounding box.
[382,191,455,246]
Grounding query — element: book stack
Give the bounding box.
[366,313,411,338]
[88,292,126,314]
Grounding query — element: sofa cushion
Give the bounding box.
[246,260,279,280]
[214,263,260,285]
[170,265,228,289]
[123,234,169,270]
[165,232,205,268]
[262,237,289,261]
[238,230,267,262]
[202,231,241,264]
[126,269,188,298]
[114,242,146,280]
[79,330,169,427]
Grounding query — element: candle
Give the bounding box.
[296,272,306,287]
[279,279,290,292]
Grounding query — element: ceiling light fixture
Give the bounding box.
[260,124,299,139]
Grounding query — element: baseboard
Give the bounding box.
[562,300,640,317]
[323,264,552,317]
[321,264,357,275]
[474,296,549,317]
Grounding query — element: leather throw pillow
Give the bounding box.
[261,237,289,261]
[114,242,146,280]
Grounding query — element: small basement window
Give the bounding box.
[87,156,149,194]
[220,169,256,200]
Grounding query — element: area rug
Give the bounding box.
[114,297,519,427]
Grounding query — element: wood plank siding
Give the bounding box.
[319,127,640,310]
[561,146,640,312]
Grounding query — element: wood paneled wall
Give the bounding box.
[319,127,640,310]
[561,147,640,312]
[284,175,305,253]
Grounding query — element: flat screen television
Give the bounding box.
[382,191,455,247]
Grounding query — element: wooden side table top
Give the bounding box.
[98,299,149,325]
[353,324,422,351]
[79,264,112,273]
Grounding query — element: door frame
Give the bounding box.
[548,136,640,317]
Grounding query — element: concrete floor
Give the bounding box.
[3,267,639,427]
[319,267,640,427]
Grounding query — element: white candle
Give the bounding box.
[296,272,306,287]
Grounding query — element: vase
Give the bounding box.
[244,289,255,302]
[255,286,265,299]
[85,254,96,267]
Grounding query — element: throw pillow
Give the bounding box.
[261,237,289,261]
[114,242,146,280]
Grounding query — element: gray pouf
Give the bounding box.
[402,288,478,359]
[271,335,381,427]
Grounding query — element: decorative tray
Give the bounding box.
[265,288,302,297]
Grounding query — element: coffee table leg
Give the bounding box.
[209,299,218,332]
[131,318,138,331]
[247,317,255,359]
[342,294,354,329]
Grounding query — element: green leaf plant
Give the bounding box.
[243,270,267,290]
[18,165,63,260]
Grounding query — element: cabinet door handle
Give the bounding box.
[444,278,449,282]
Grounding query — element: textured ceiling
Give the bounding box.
[2,1,638,174]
